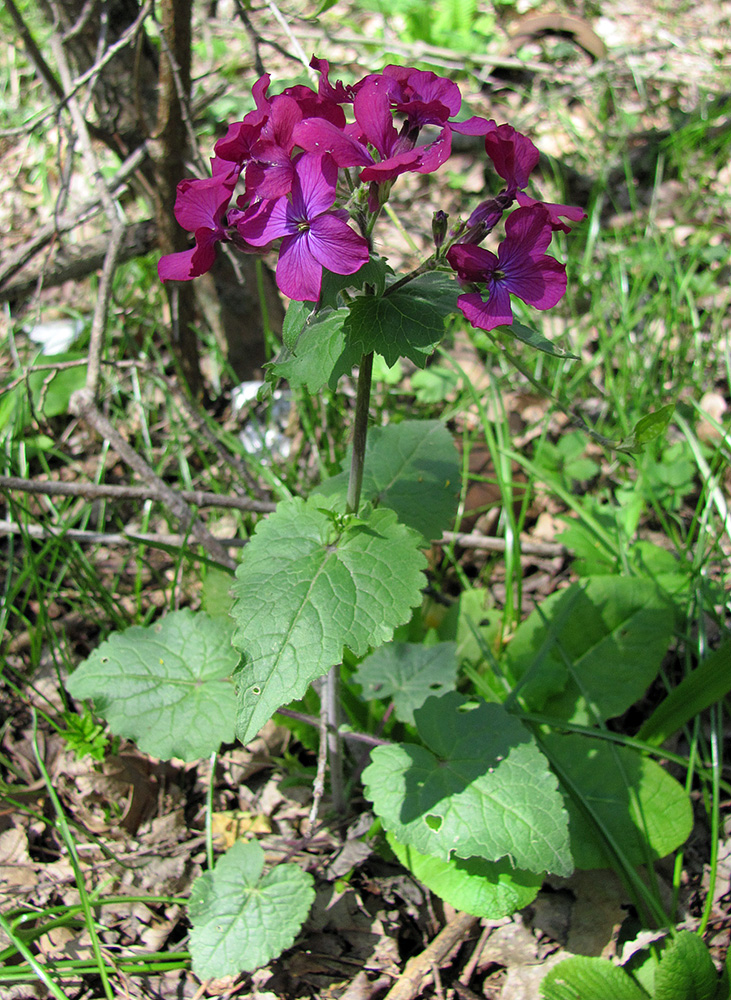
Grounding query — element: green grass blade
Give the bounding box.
[638,641,731,746]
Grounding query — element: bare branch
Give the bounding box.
[0,475,276,513]
[68,389,237,569]
[50,29,125,399]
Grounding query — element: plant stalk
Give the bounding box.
[346,351,374,515]
[322,351,376,816]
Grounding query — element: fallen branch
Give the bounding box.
[0,475,276,513]
[69,388,237,569]
[0,221,157,304]
[384,911,479,1000]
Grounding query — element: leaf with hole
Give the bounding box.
[388,832,541,918]
[354,641,458,725]
[363,692,572,875]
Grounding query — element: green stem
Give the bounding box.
[384,257,437,297]
[345,351,374,515]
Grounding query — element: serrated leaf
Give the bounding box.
[66,610,238,761]
[231,495,427,743]
[188,839,314,978]
[654,930,719,1000]
[354,642,458,725]
[269,306,349,393]
[541,956,651,1000]
[363,692,573,876]
[543,732,693,869]
[342,271,460,367]
[501,322,579,358]
[506,577,675,723]
[388,832,541,918]
[318,420,461,544]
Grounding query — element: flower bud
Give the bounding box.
[432,210,448,248]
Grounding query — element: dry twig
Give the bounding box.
[384,912,479,1000]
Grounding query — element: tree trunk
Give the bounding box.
[32,0,282,387]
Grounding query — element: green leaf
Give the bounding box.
[268,306,349,393]
[437,587,502,674]
[411,364,461,403]
[66,610,238,761]
[506,576,675,723]
[638,640,731,747]
[188,839,314,978]
[388,832,541,918]
[202,568,235,620]
[619,404,675,453]
[318,420,461,544]
[362,692,573,876]
[500,322,579,359]
[320,255,391,307]
[541,956,651,1000]
[354,642,459,725]
[231,495,427,743]
[654,930,720,1000]
[543,732,693,869]
[282,298,316,351]
[342,271,460,367]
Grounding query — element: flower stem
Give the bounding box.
[345,351,374,515]
[384,256,438,297]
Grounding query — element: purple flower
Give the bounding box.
[237,153,369,301]
[484,124,540,195]
[446,206,567,331]
[516,192,587,233]
[158,170,238,281]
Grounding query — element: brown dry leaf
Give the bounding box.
[0,825,38,891]
[210,809,272,850]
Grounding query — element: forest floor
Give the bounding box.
[1,0,731,997]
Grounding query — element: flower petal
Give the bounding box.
[292,153,338,219]
[174,173,236,233]
[457,287,513,331]
[484,125,539,192]
[276,233,323,300]
[501,205,554,258]
[158,228,218,281]
[502,255,567,309]
[237,197,295,244]
[516,192,587,232]
[293,118,373,167]
[446,244,499,282]
[354,81,399,157]
[306,214,370,275]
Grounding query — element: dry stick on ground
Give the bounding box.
[0,477,568,556]
[68,394,237,569]
[384,911,479,1000]
[0,476,276,513]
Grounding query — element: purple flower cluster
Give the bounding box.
[158,56,585,329]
